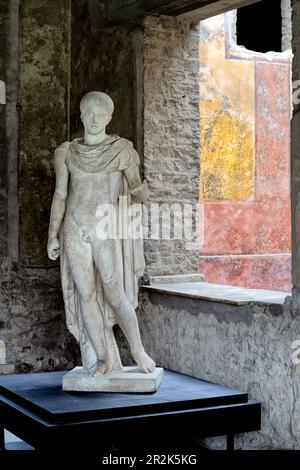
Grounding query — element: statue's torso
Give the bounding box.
[64,152,124,231]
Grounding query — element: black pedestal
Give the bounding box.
[0,369,261,457]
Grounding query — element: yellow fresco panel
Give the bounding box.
[200,15,255,201]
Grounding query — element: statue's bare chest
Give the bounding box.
[68,158,123,199]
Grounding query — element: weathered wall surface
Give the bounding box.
[143,16,200,276]
[19,0,71,266]
[0,1,8,258]
[292,0,300,86]
[282,0,292,51]
[0,0,80,372]
[70,0,136,145]
[0,262,79,373]
[137,291,300,449]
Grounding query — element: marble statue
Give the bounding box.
[0,80,5,104]
[0,340,15,375]
[48,92,163,392]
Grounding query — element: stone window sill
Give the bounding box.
[142,281,288,307]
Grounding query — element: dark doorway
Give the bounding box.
[236,0,282,53]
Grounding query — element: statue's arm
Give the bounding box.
[47,143,69,260]
[124,148,148,203]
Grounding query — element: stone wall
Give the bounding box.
[70,0,136,144]
[137,291,300,449]
[0,1,8,258]
[0,262,79,373]
[143,16,200,276]
[282,0,292,51]
[0,0,80,372]
[19,0,71,266]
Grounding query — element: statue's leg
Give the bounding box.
[64,229,109,375]
[92,238,155,373]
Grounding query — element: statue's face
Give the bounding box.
[81,103,111,135]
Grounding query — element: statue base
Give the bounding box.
[62,366,164,393]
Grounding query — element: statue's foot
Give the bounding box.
[134,350,156,374]
[89,361,109,377]
[104,361,115,374]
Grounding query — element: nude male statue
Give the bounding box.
[47,91,155,377]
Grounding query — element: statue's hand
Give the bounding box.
[131,181,148,203]
[48,237,60,260]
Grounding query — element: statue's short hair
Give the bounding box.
[80,91,114,116]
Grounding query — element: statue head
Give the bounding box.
[80,91,114,136]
